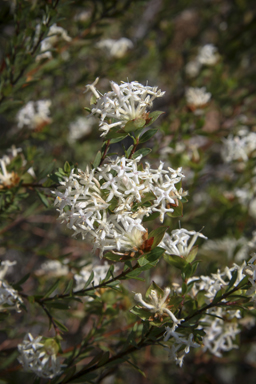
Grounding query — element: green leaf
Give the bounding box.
[84,107,91,113]
[45,301,70,310]
[146,281,164,298]
[92,151,101,168]
[144,111,165,127]
[54,319,69,333]
[186,246,198,263]
[236,275,249,289]
[225,270,238,292]
[69,373,98,383]
[63,279,74,295]
[64,161,71,174]
[12,273,30,290]
[130,306,153,320]
[148,226,168,249]
[83,271,94,289]
[103,252,124,262]
[166,202,183,218]
[143,211,160,222]
[139,129,158,143]
[103,264,114,281]
[132,148,152,159]
[98,351,110,367]
[124,118,146,133]
[110,135,128,144]
[43,280,60,298]
[164,253,187,270]
[36,189,49,208]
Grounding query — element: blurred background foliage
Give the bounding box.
[0,0,256,383]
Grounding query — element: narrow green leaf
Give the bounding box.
[54,319,69,332]
[144,111,165,127]
[164,253,187,270]
[132,148,151,159]
[139,129,158,143]
[83,271,94,289]
[43,280,60,298]
[93,151,101,168]
[36,189,49,208]
[64,161,71,174]
[148,226,168,249]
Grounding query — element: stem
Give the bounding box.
[41,261,140,303]
[60,281,249,383]
[128,137,139,159]
[99,139,111,166]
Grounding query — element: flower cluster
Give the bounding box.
[243,254,256,296]
[35,259,69,278]
[17,100,52,130]
[188,262,249,357]
[74,261,117,291]
[134,288,183,329]
[68,116,95,142]
[185,87,211,110]
[54,156,186,257]
[164,328,200,367]
[185,44,219,77]
[85,79,165,136]
[96,37,133,58]
[221,129,256,163]
[200,308,241,357]
[18,334,64,379]
[160,228,207,258]
[36,23,71,61]
[0,146,22,188]
[0,260,23,313]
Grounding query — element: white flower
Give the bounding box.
[54,157,186,257]
[35,260,69,277]
[18,334,65,379]
[96,38,133,58]
[185,60,202,77]
[0,280,23,312]
[36,23,71,61]
[200,307,241,357]
[185,87,211,108]
[221,131,256,163]
[134,288,183,329]
[74,261,118,291]
[0,260,16,280]
[164,328,200,366]
[0,146,24,189]
[160,228,207,258]
[85,79,165,136]
[17,100,52,130]
[68,116,96,142]
[197,44,219,66]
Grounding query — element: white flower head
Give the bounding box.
[35,260,69,277]
[0,146,23,189]
[197,44,219,66]
[17,100,52,130]
[0,280,23,312]
[68,116,96,142]
[85,79,165,136]
[185,60,202,77]
[221,131,256,163]
[186,87,211,109]
[160,228,207,258]
[36,23,71,61]
[18,334,65,379]
[96,37,133,58]
[134,288,183,329]
[54,157,186,257]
